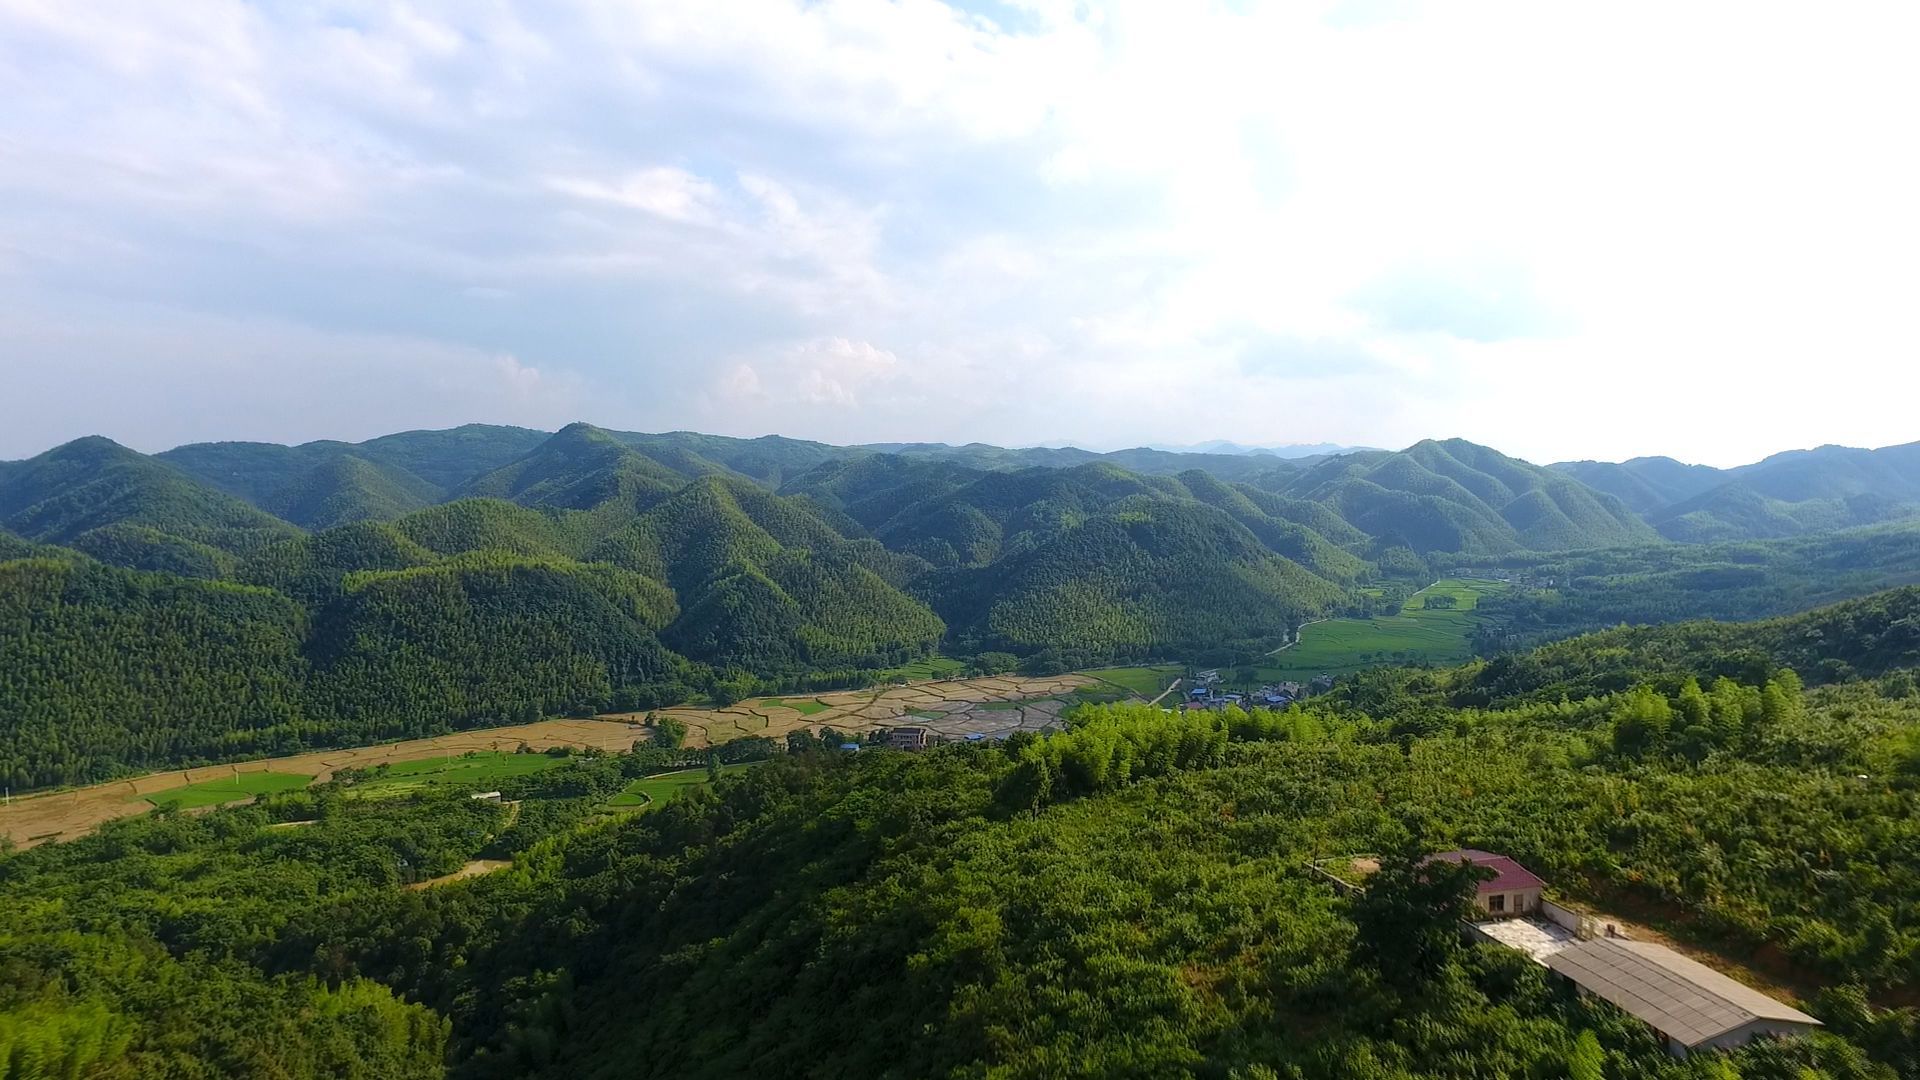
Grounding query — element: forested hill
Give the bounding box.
[1336,584,1920,714]
[7,591,1920,1077]
[6,422,1920,790]
[1554,440,1920,542]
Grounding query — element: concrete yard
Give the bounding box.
[1475,917,1579,963]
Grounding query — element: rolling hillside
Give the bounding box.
[1276,439,1655,554]
[0,436,301,562]
[9,422,1920,790]
[1553,441,1920,542]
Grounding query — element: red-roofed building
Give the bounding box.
[1425,849,1547,918]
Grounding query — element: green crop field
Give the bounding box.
[874,655,967,682]
[761,697,829,716]
[605,763,757,810]
[1080,665,1181,698]
[1251,578,1506,684]
[344,751,577,798]
[145,771,313,810]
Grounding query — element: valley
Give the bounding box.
[8,423,1920,799]
[7,423,1920,1078]
[0,673,1100,848]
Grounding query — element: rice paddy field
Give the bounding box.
[1253,578,1506,683]
[759,697,829,716]
[144,772,314,810]
[342,751,579,798]
[5,674,1098,850]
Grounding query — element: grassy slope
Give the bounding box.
[606,763,757,808]
[1255,578,1505,681]
[1081,664,1183,698]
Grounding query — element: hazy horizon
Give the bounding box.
[4,1,1917,466]
[15,417,1916,474]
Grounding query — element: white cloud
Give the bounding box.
[548,167,722,224]
[1,0,1917,465]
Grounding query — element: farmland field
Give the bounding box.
[1080,665,1182,698]
[145,771,313,810]
[343,751,578,797]
[3,674,1096,850]
[605,763,757,809]
[1252,578,1506,683]
[760,697,829,716]
[874,654,968,682]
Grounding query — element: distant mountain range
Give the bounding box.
[4,421,1919,789]
[1144,440,1375,458]
[1551,441,1920,542]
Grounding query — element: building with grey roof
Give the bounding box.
[1545,938,1821,1056]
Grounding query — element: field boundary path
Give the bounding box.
[1266,616,1330,656]
[1147,678,1182,707]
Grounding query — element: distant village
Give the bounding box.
[1179,669,1333,711]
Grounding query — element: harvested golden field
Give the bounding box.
[605,673,1095,748]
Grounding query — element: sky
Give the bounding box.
[2,1,1918,467]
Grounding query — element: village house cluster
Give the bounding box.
[1182,669,1332,711]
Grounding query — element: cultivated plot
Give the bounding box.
[1,674,1100,849]
[145,772,314,810]
[1254,578,1507,683]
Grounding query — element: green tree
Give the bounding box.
[1349,847,1488,990]
[1611,684,1673,757]
[652,716,688,749]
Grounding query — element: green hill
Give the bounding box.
[0,436,301,558]
[307,553,686,739]
[1648,485,1913,544]
[1550,456,1727,513]
[1444,584,1920,708]
[1555,442,1920,542]
[259,454,440,529]
[159,423,549,501]
[920,499,1345,663]
[1174,470,1371,583]
[592,477,945,673]
[1281,439,1655,554]
[0,557,310,786]
[65,523,239,579]
[456,422,688,511]
[238,520,442,604]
